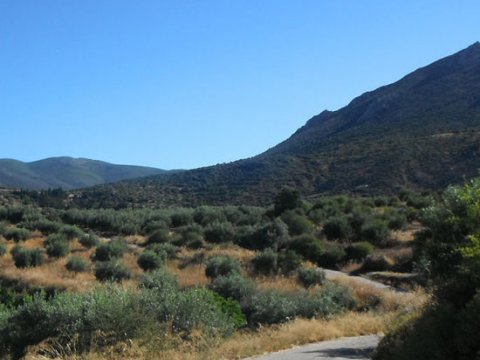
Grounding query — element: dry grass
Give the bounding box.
[180,245,255,263]
[167,261,209,288]
[255,274,302,293]
[332,274,429,312]
[68,312,391,360]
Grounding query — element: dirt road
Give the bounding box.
[243,335,380,360]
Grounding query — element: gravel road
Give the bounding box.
[243,335,380,360]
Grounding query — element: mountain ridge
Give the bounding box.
[0,157,168,190]
[58,42,480,207]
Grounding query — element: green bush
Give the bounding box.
[382,208,408,230]
[146,229,171,245]
[3,227,31,242]
[278,250,303,274]
[251,248,278,275]
[298,267,326,288]
[317,242,346,268]
[204,221,235,243]
[347,241,375,261]
[193,206,226,226]
[30,219,61,235]
[274,187,303,216]
[94,237,128,261]
[176,224,204,246]
[289,234,325,263]
[66,256,88,272]
[205,256,241,279]
[146,242,179,259]
[281,211,313,236]
[137,250,166,271]
[245,290,298,325]
[323,216,352,241]
[79,233,99,248]
[211,292,247,328]
[360,220,390,246]
[95,260,132,282]
[0,243,6,257]
[46,239,70,258]
[59,225,84,240]
[140,269,179,292]
[45,234,70,258]
[237,219,290,251]
[170,288,236,336]
[209,273,256,302]
[12,247,44,268]
[170,210,193,227]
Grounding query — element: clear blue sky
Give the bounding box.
[1,1,479,169]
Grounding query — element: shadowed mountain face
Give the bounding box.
[0,157,167,190]
[75,43,480,207]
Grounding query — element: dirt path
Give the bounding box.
[243,335,380,360]
[323,269,394,291]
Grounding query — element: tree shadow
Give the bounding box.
[302,345,376,359]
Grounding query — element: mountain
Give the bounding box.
[74,43,480,207]
[0,157,168,190]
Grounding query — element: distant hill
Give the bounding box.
[74,42,480,207]
[0,157,168,190]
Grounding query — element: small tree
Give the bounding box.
[205,256,241,279]
[274,187,303,216]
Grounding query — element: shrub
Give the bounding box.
[383,208,408,230]
[79,233,99,248]
[66,256,88,272]
[209,273,256,302]
[46,238,70,258]
[204,221,235,243]
[12,247,44,268]
[137,250,166,271]
[317,242,346,268]
[95,261,132,282]
[278,250,303,274]
[193,206,226,226]
[244,290,298,325]
[346,241,375,261]
[237,219,290,251]
[146,243,179,259]
[211,292,247,329]
[298,267,326,288]
[176,224,204,246]
[187,238,205,249]
[59,225,84,240]
[170,211,193,227]
[323,216,352,241]
[360,220,390,246]
[141,219,170,235]
[146,229,171,245]
[281,211,313,236]
[31,219,61,235]
[205,256,241,279]
[361,255,394,272]
[94,237,128,261]
[141,269,179,292]
[0,243,6,257]
[251,248,278,275]
[3,227,31,242]
[289,234,325,263]
[274,187,303,216]
[170,288,235,336]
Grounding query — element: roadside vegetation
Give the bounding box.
[374,178,480,360]
[0,188,430,359]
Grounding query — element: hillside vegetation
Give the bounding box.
[0,189,426,359]
[0,157,168,190]
[73,43,480,207]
